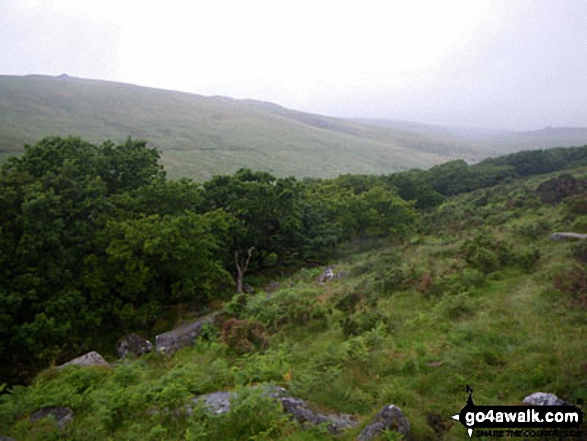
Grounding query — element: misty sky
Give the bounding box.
[1,0,586,130]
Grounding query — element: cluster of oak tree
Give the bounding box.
[1,136,585,384]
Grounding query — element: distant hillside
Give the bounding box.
[356,118,587,154]
[0,75,490,180]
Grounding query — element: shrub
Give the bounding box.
[566,195,587,216]
[460,236,503,274]
[381,265,419,293]
[221,319,267,354]
[416,267,485,298]
[334,291,362,314]
[517,248,541,272]
[570,241,587,265]
[554,265,587,308]
[433,292,476,320]
[572,217,587,234]
[514,219,552,241]
[223,293,248,317]
[246,288,329,330]
[460,234,539,274]
[233,347,292,385]
[339,310,386,337]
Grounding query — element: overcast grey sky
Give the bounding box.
[1,0,586,130]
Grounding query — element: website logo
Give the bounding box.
[452,386,583,438]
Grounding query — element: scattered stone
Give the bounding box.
[317,266,347,283]
[155,313,218,355]
[523,392,568,406]
[190,385,357,434]
[357,404,410,441]
[189,385,286,416]
[317,266,335,283]
[0,436,16,441]
[58,351,109,369]
[116,334,153,359]
[191,391,234,415]
[30,407,74,428]
[280,396,357,434]
[549,232,587,241]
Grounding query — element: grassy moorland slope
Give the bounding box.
[0,75,497,180]
[1,165,585,440]
[358,118,587,154]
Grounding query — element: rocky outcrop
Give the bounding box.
[549,232,587,241]
[280,396,357,434]
[30,406,74,428]
[155,313,219,355]
[523,392,568,406]
[58,351,109,369]
[357,404,410,440]
[0,436,16,441]
[190,385,357,435]
[116,334,153,359]
[191,390,234,415]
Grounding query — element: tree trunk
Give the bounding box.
[235,247,255,294]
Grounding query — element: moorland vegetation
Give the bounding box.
[0,137,586,440]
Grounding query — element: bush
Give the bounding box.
[517,248,541,272]
[570,241,587,265]
[339,310,387,337]
[418,267,485,298]
[433,292,476,320]
[572,217,587,234]
[565,195,587,216]
[514,219,552,241]
[334,291,362,314]
[460,235,539,274]
[554,265,587,308]
[246,288,329,330]
[221,319,267,354]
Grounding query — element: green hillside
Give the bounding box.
[0,138,585,440]
[0,75,492,180]
[358,118,587,154]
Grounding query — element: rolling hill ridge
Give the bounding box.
[0,75,490,180]
[1,74,586,180]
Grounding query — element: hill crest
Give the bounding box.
[1,74,586,180]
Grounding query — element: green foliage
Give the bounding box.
[384,170,445,210]
[0,136,164,383]
[186,386,291,441]
[245,287,330,331]
[221,318,268,354]
[2,138,587,440]
[232,347,292,385]
[95,210,231,307]
[460,234,540,274]
[570,241,587,265]
[339,310,387,337]
[301,179,418,241]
